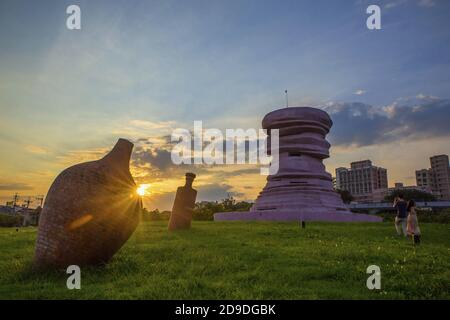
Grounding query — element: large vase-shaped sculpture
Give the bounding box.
[34,138,142,269]
[168,173,197,231]
[214,107,381,222]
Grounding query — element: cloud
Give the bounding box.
[56,147,110,168]
[24,145,49,155]
[324,97,450,147]
[385,0,408,9]
[128,120,176,132]
[0,182,33,191]
[112,120,177,148]
[418,0,435,7]
[132,147,173,171]
[383,0,436,9]
[196,183,244,201]
[131,139,263,209]
[354,89,366,96]
[142,181,243,210]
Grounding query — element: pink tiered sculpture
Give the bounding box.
[214,107,381,222]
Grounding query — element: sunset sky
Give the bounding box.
[1,0,449,210]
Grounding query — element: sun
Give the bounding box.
[136,184,150,196]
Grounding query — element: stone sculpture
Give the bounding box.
[214,107,381,222]
[34,138,142,269]
[168,173,197,230]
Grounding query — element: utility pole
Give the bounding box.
[23,197,32,209]
[285,90,289,108]
[12,193,19,212]
[36,195,44,207]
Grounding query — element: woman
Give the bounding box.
[406,200,421,245]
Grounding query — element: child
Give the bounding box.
[406,200,421,245]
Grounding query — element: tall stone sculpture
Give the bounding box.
[34,138,142,269]
[168,173,197,230]
[214,107,381,222]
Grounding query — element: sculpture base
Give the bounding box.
[214,211,382,222]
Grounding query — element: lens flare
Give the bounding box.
[137,184,150,196]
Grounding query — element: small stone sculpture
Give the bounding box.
[168,173,197,230]
[34,138,142,269]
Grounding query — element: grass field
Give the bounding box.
[0,221,449,299]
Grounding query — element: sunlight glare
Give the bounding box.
[137,184,150,196]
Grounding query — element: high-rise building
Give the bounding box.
[417,155,450,200]
[416,169,432,190]
[335,160,388,202]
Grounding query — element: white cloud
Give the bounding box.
[324,97,450,147]
[24,145,49,155]
[384,0,436,9]
[128,120,177,131]
[416,93,439,100]
[418,0,435,7]
[354,89,366,96]
[385,0,409,9]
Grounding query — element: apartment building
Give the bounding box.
[416,154,450,200]
[335,160,388,202]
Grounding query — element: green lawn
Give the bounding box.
[0,221,449,299]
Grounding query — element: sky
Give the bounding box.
[1,0,449,210]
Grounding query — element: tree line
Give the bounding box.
[141,196,252,221]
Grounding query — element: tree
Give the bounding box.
[192,196,253,221]
[142,195,254,222]
[336,189,354,204]
[384,189,436,202]
[141,208,170,221]
[221,194,236,211]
